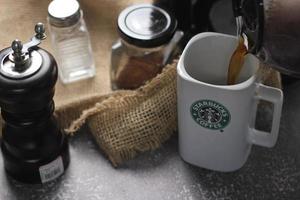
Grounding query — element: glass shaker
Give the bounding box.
[111,4,182,90]
[48,0,95,84]
[233,0,300,77]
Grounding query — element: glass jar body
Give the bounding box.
[48,13,95,84]
[110,40,167,90]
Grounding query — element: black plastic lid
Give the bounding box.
[118,4,177,48]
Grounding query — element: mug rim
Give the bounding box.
[178,32,258,91]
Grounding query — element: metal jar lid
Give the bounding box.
[118,4,177,48]
[48,0,81,27]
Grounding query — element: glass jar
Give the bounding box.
[111,4,182,90]
[48,0,95,84]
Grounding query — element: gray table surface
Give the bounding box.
[1,81,300,200]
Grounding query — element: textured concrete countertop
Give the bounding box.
[1,81,300,200]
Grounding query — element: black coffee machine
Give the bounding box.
[154,0,298,84]
[154,0,236,42]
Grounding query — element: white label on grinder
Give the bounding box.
[39,156,64,183]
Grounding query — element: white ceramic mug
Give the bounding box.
[177,32,283,172]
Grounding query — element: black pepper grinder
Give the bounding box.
[0,23,70,184]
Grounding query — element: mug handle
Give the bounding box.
[248,84,283,148]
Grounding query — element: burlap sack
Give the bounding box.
[66,62,178,166]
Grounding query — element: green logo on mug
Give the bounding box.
[190,100,231,130]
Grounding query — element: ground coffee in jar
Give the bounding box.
[110,4,179,90]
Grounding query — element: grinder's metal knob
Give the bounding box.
[35,23,46,40]
[11,39,23,54]
[1,23,47,79]
[11,39,24,63]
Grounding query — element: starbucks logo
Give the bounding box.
[190,100,231,131]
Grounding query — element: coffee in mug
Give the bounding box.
[227,36,248,85]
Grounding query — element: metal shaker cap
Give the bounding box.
[48,0,81,27]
